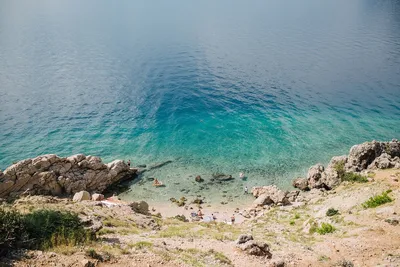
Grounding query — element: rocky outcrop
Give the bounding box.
[235,234,272,258]
[0,154,136,198]
[294,139,400,191]
[346,139,400,172]
[292,177,309,191]
[251,185,297,206]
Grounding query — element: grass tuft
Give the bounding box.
[316,223,336,235]
[342,172,368,183]
[362,191,393,208]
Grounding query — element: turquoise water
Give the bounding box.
[0,0,399,203]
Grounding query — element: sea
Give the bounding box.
[0,0,399,204]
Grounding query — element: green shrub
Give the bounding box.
[316,223,336,235]
[0,208,93,255]
[0,209,29,256]
[24,209,93,249]
[334,161,346,180]
[342,172,368,183]
[326,208,339,217]
[362,191,393,208]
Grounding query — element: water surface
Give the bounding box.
[0,0,399,203]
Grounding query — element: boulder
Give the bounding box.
[253,194,273,207]
[307,164,326,189]
[369,153,392,169]
[91,193,104,201]
[251,185,290,205]
[235,234,254,245]
[236,235,272,258]
[73,191,91,202]
[292,177,309,191]
[129,201,149,215]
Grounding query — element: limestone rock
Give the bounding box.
[292,177,309,191]
[235,234,254,245]
[307,164,326,189]
[73,191,91,202]
[91,193,104,201]
[236,235,272,258]
[253,194,273,207]
[369,153,392,169]
[0,154,136,198]
[251,185,292,206]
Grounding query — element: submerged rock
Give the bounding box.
[211,173,234,182]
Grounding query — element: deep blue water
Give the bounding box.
[0,0,399,202]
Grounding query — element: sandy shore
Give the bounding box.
[148,199,253,224]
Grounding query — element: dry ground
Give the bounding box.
[3,169,400,267]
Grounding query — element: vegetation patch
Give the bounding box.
[334,161,368,182]
[129,241,153,250]
[326,208,339,217]
[0,208,93,256]
[342,172,368,183]
[316,223,336,235]
[362,191,393,208]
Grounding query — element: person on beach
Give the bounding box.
[127,160,131,167]
[197,209,203,219]
[153,178,161,186]
[231,214,235,224]
[212,213,217,221]
[244,186,248,194]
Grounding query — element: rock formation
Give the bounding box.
[0,154,136,198]
[251,185,298,206]
[235,234,272,258]
[294,139,400,191]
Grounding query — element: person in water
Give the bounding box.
[127,160,131,167]
[244,186,248,194]
[239,172,245,179]
[153,178,161,186]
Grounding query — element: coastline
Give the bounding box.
[1,139,400,266]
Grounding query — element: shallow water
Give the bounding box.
[0,0,399,203]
